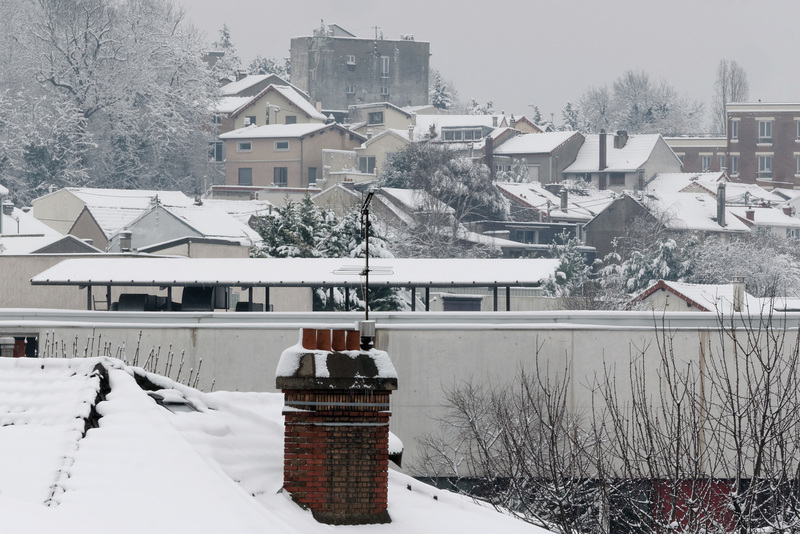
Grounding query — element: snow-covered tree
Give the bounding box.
[560,101,581,131]
[528,105,543,125]
[712,59,749,134]
[211,23,241,79]
[429,70,453,110]
[578,70,704,135]
[248,55,289,78]
[542,231,594,299]
[496,158,530,183]
[467,98,494,115]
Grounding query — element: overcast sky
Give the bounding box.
[186,0,799,129]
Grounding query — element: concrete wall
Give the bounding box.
[290,35,429,110]
[32,190,85,234]
[0,309,773,473]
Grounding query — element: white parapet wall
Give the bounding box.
[0,308,788,471]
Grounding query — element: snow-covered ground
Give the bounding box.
[0,357,550,534]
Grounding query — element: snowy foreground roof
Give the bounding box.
[0,357,546,533]
[32,257,560,287]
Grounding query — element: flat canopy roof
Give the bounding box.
[31,257,559,288]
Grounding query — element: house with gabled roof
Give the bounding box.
[632,279,759,314]
[106,203,261,255]
[489,130,584,184]
[32,188,195,235]
[214,84,327,136]
[347,102,415,136]
[584,191,751,258]
[219,73,306,99]
[563,130,682,192]
[220,123,366,199]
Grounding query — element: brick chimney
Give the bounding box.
[746,209,755,221]
[732,276,745,313]
[599,130,607,171]
[614,130,628,149]
[276,327,398,525]
[784,206,794,217]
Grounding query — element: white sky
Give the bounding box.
[185,0,800,128]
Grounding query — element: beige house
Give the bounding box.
[348,102,415,136]
[220,123,366,190]
[319,128,411,189]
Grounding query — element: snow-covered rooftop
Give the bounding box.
[496,182,595,222]
[645,172,727,194]
[412,114,499,139]
[2,207,62,237]
[564,133,666,173]
[219,123,330,140]
[213,95,253,114]
[32,257,561,287]
[635,280,760,314]
[65,188,194,210]
[638,192,751,233]
[494,131,580,155]
[137,204,262,245]
[218,74,272,96]
[729,206,800,228]
[0,357,547,533]
[79,206,143,238]
[201,199,273,224]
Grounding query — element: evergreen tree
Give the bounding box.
[561,101,581,131]
[212,24,241,79]
[248,55,289,78]
[429,71,453,110]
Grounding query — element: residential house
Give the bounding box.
[347,102,415,136]
[632,279,758,314]
[106,203,261,254]
[219,123,367,197]
[489,130,585,184]
[506,115,545,134]
[729,205,800,239]
[31,188,194,235]
[584,191,750,258]
[290,24,430,111]
[664,136,727,172]
[0,202,101,255]
[219,73,306,99]
[319,128,411,189]
[562,131,682,192]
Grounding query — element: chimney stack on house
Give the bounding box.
[366,129,373,140]
[510,115,516,128]
[492,116,498,128]
[236,69,247,81]
[732,276,745,313]
[717,182,726,227]
[614,130,629,149]
[407,125,414,141]
[746,209,755,221]
[560,188,568,211]
[276,327,398,525]
[119,229,132,252]
[784,207,794,217]
[599,130,608,171]
[484,135,495,179]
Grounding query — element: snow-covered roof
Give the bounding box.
[220,123,330,140]
[2,207,62,237]
[213,95,253,114]
[729,206,800,228]
[0,357,548,533]
[564,133,665,173]
[0,183,8,196]
[253,85,326,121]
[0,234,100,255]
[32,257,561,287]
[634,280,760,314]
[379,187,453,215]
[140,204,262,245]
[79,206,144,238]
[496,182,595,222]
[638,192,751,233]
[66,188,194,209]
[494,131,580,155]
[645,172,727,194]
[201,199,273,224]
[219,74,272,96]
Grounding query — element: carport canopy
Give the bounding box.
[31,257,561,311]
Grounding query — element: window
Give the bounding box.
[797,121,800,140]
[208,141,223,162]
[730,155,739,175]
[308,167,317,185]
[359,156,376,174]
[380,86,389,96]
[381,56,389,77]
[346,85,355,94]
[237,141,252,152]
[238,168,252,186]
[758,155,773,179]
[273,167,288,187]
[244,116,256,126]
[719,155,726,170]
[609,172,625,186]
[346,54,356,65]
[701,155,712,171]
[274,141,289,151]
[796,154,800,175]
[758,120,772,143]
[212,115,222,125]
[730,120,739,141]
[368,111,384,125]
[285,116,297,125]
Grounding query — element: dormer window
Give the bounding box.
[368,111,384,125]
